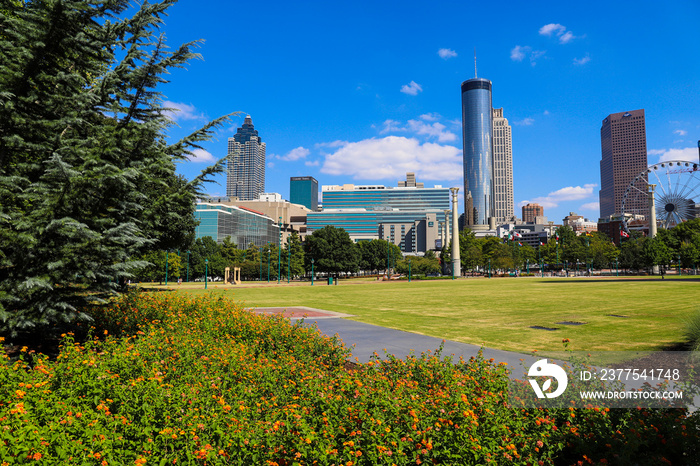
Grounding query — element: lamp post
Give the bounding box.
[615,258,619,277]
[165,250,169,286]
[408,259,412,283]
[278,217,282,284]
[205,259,208,290]
[311,258,315,286]
[186,250,190,282]
[678,254,682,276]
[287,243,291,284]
[267,249,271,283]
[387,239,390,276]
[488,258,491,278]
[259,246,263,281]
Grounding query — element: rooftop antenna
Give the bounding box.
[474,48,477,78]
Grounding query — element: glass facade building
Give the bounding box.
[290,176,318,211]
[227,116,266,200]
[461,78,494,227]
[194,203,278,247]
[308,184,450,250]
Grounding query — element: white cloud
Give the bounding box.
[267,162,275,168]
[379,116,457,142]
[407,120,457,143]
[510,46,546,66]
[573,54,591,66]
[380,119,404,134]
[520,184,598,209]
[400,81,423,96]
[674,129,688,136]
[543,110,550,115]
[510,45,529,62]
[305,160,320,167]
[539,23,579,44]
[438,48,458,59]
[420,113,441,121]
[512,118,535,126]
[315,140,349,149]
[320,136,462,181]
[187,149,216,163]
[580,201,600,211]
[539,23,566,37]
[163,101,206,121]
[559,31,575,44]
[277,146,310,161]
[651,147,698,163]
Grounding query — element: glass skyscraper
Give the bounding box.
[290,176,318,211]
[194,203,278,246]
[227,115,266,200]
[461,78,494,227]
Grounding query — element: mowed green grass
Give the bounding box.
[149,277,699,354]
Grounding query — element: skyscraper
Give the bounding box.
[598,109,648,219]
[522,203,544,223]
[461,78,494,228]
[492,107,513,222]
[227,115,266,200]
[290,176,318,211]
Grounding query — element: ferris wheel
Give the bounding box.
[621,160,700,234]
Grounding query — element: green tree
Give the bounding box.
[643,237,673,273]
[282,232,305,279]
[619,238,644,272]
[190,237,225,279]
[138,251,182,283]
[220,236,240,265]
[0,1,232,338]
[304,226,360,277]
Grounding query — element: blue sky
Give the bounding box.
[157,0,700,223]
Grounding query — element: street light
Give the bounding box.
[278,217,282,284]
[287,242,291,284]
[311,258,315,286]
[267,248,271,283]
[408,259,412,283]
[186,250,190,282]
[165,250,169,285]
[205,258,208,290]
[678,254,682,276]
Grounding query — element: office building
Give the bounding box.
[598,109,648,219]
[461,77,494,228]
[563,212,598,235]
[227,115,266,200]
[290,176,318,211]
[308,173,450,252]
[194,202,278,246]
[492,108,514,222]
[522,203,544,223]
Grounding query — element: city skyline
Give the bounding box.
[160,0,700,224]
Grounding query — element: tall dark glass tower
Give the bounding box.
[227,115,266,200]
[461,78,494,228]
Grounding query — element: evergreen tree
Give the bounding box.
[0,1,232,337]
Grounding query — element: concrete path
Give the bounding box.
[252,306,539,379]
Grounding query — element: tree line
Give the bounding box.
[441,219,700,275]
[137,226,441,282]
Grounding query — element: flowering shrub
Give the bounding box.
[1,292,698,464]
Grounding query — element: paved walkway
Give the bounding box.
[251,307,540,379]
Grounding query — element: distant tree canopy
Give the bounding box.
[0,0,232,338]
[304,226,360,276]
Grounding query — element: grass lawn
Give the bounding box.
[142,276,699,354]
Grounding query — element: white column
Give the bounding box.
[451,187,460,277]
